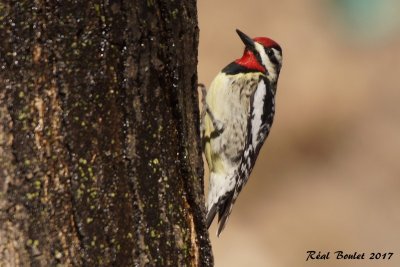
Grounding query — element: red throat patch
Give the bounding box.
[235,50,266,73]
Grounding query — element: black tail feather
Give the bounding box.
[206,203,218,229]
[206,191,236,236]
[216,191,235,236]
[217,213,229,237]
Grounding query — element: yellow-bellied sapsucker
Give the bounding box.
[201,29,283,236]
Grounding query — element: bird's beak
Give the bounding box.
[236,29,255,49]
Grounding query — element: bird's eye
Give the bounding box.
[267,49,274,57]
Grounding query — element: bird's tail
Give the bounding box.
[205,190,236,237]
[206,171,237,236]
[206,203,217,229]
[216,190,235,236]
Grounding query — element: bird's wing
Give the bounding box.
[216,78,273,236]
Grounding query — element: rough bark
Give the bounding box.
[0,1,213,266]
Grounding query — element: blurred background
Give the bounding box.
[198,0,400,266]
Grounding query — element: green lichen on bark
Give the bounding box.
[0,0,212,266]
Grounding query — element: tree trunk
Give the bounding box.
[0,1,213,266]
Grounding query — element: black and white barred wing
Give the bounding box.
[216,78,275,236]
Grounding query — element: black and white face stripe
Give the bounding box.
[266,48,280,67]
[253,42,282,82]
[270,47,282,68]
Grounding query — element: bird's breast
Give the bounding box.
[205,72,264,172]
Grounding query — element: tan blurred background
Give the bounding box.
[198,1,400,266]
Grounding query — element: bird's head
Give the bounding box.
[235,29,282,81]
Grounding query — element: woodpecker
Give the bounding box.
[201,29,282,236]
